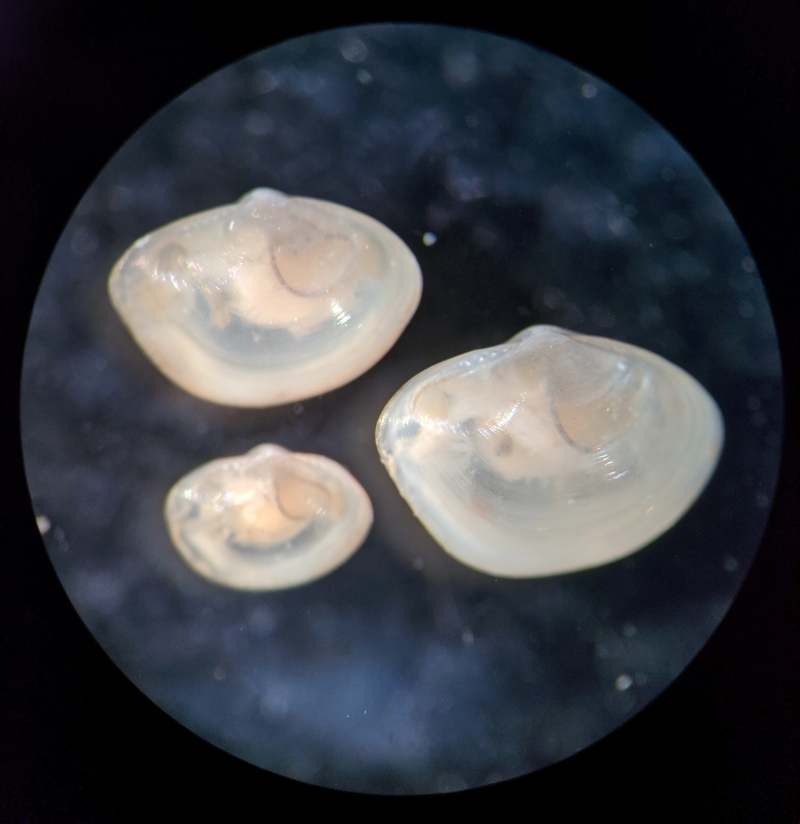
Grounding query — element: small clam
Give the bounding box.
[109,189,421,406]
[164,444,373,590]
[376,325,724,578]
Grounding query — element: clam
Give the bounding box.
[108,189,422,407]
[375,325,724,578]
[164,444,373,590]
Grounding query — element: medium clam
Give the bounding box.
[164,444,373,590]
[108,188,421,407]
[376,325,724,578]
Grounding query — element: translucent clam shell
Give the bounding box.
[164,444,373,590]
[109,189,422,406]
[376,325,724,578]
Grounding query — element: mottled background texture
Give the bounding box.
[21,24,782,794]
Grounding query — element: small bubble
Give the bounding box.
[639,304,664,328]
[244,111,273,136]
[543,286,565,310]
[293,403,304,415]
[422,232,437,246]
[340,36,368,63]
[437,772,467,793]
[461,629,474,646]
[472,225,497,249]
[615,674,633,691]
[260,693,288,719]
[590,304,616,329]
[661,212,690,239]
[426,204,451,231]
[36,515,51,535]
[738,300,755,319]
[742,256,756,273]
[517,305,530,316]
[213,666,226,681]
[356,68,372,85]
[443,50,478,88]
[722,556,739,572]
[730,273,754,292]
[412,558,424,570]
[622,622,637,638]
[196,421,208,434]
[71,227,98,258]
[751,411,766,428]
[755,493,770,509]
[747,395,761,411]
[107,185,134,212]
[252,69,278,95]
[581,82,598,99]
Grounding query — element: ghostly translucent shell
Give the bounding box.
[376,325,724,578]
[164,444,373,590]
[108,189,422,406]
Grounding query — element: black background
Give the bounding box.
[0,1,796,820]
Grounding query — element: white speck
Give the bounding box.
[723,556,739,572]
[622,622,636,638]
[356,68,372,85]
[461,629,474,646]
[742,256,756,273]
[738,300,755,319]
[615,674,633,691]
[213,666,226,681]
[340,36,368,63]
[422,232,437,246]
[36,515,51,535]
[581,82,597,99]
[364,710,367,714]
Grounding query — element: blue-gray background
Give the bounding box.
[20,25,782,794]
